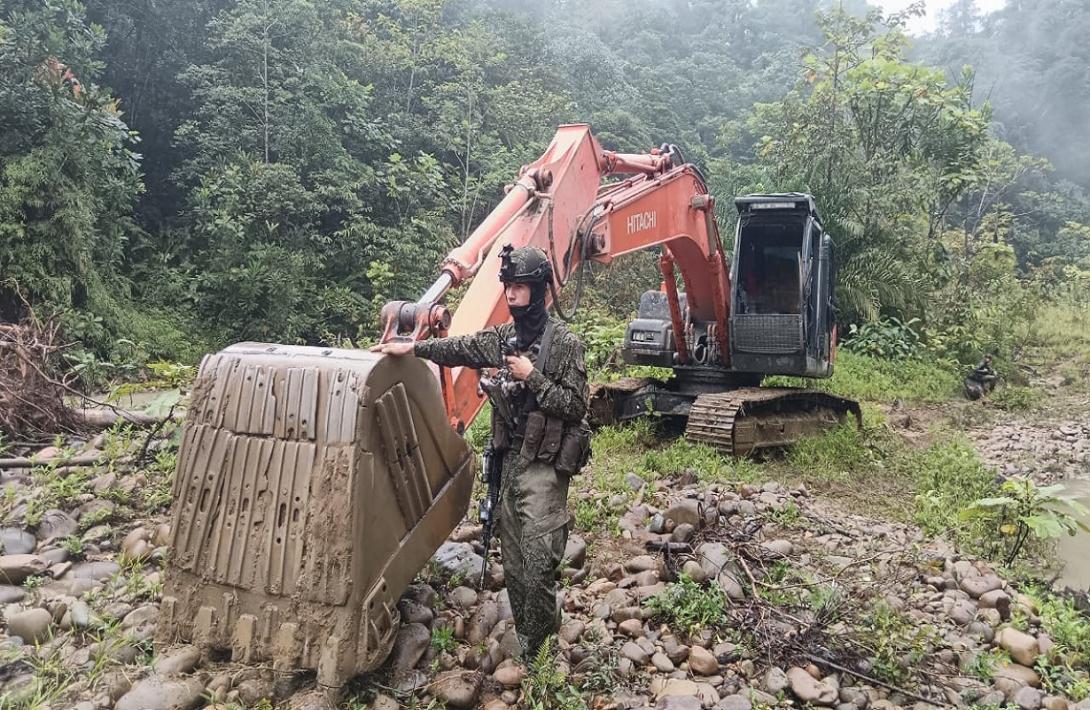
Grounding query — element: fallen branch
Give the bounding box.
[804,653,953,707]
[73,408,174,429]
[0,454,104,470]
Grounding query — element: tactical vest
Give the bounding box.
[490,322,591,476]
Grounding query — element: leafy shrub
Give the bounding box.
[961,478,1090,565]
[645,575,727,634]
[910,439,997,541]
[990,386,1042,411]
[844,317,922,360]
[766,351,961,403]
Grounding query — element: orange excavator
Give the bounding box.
[156,125,858,690]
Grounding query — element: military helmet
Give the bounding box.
[499,244,552,284]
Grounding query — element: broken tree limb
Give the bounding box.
[0,454,105,470]
[72,407,178,429]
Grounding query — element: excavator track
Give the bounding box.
[684,387,861,456]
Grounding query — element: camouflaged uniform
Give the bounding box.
[413,317,588,657]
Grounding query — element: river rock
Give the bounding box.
[33,508,77,540]
[762,539,793,557]
[559,619,585,644]
[432,542,485,583]
[626,555,657,573]
[388,623,429,677]
[621,641,649,665]
[765,666,789,694]
[980,589,1012,619]
[432,670,482,709]
[563,535,587,569]
[998,627,1040,667]
[716,696,754,710]
[657,698,702,710]
[787,667,837,705]
[995,663,1041,688]
[7,608,53,643]
[0,585,26,603]
[948,598,977,625]
[652,652,675,673]
[0,528,36,555]
[114,676,206,710]
[664,500,701,528]
[370,695,399,710]
[448,586,478,610]
[689,645,719,675]
[0,554,47,584]
[467,600,500,644]
[656,678,701,698]
[66,560,120,581]
[618,618,643,637]
[493,663,525,687]
[236,677,275,705]
[671,523,695,543]
[154,645,202,675]
[961,574,1003,598]
[1013,687,1044,710]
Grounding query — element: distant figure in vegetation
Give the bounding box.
[964,354,999,400]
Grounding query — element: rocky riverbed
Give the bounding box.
[1,397,1090,709]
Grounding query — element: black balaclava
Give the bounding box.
[510,280,548,351]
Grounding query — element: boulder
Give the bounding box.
[961,574,1003,599]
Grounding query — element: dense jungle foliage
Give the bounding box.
[1,0,1088,380]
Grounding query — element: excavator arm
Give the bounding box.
[379,124,731,433]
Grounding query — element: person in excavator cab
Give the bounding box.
[371,244,590,659]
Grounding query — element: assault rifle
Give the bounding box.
[476,335,522,587]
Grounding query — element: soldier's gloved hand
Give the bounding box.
[505,355,534,380]
[370,341,415,356]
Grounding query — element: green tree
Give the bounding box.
[0,0,145,352]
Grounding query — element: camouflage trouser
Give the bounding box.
[499,458,570,659]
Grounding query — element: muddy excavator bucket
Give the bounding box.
[155,343,474,688]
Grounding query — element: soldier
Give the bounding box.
[371,244,590,659]
[964,354,999,400]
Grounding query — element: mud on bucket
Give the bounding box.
[154,342,474,688]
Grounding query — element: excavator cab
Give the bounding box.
[729,193,835,378]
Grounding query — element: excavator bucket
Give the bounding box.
[155,343,474,688]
